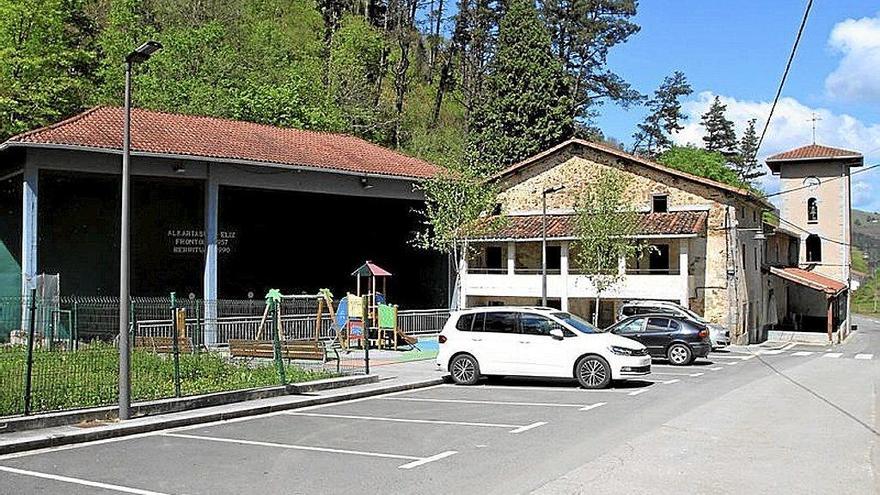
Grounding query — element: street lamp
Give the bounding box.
[119,40,162,421]
[542,185,565,307]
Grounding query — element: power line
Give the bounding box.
[762,163,880,199]
[754,0,814,159]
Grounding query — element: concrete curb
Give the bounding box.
[0,374,378,434]
[0,376,446,456]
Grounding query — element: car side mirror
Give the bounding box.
[550,328,564,340]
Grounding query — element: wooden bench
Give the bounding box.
[228,339,340,371]
[134,336,193,354]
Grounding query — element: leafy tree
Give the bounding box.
[467,0,573,174]
[539,0,642,123]
[328,15,386,136]
[0,0,99,140]
[731,118,765,184]
[572,169,646,325]
[700,95,738,155]
[657,146,746,189]
[632,71,692,157]
[414,169,499,307]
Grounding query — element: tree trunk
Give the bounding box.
[593,293,601,327]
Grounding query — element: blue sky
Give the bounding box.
[593,1,880,210]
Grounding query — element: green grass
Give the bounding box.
[0,342,334,417]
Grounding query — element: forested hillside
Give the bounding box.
[0,0,647,173]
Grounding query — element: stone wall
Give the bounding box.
[492,143,768,343]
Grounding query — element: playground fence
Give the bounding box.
[0,295,394,418]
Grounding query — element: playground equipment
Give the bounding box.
[351,261,418,350]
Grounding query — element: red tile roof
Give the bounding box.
[765,144,864,174]
[769,266,847,297]
[766,144,862,162]
[467,211,708,240]
[2,107,440,179]
[491,139,771,208]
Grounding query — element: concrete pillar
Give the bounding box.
[560,242,569,311]
[203,166,219,345]
[21,164,37,335]
[507,241,515,275]
[679,238,689,307]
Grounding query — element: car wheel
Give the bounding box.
[449,354,480,385]
[575,355,612,389]
[667,343,693,366]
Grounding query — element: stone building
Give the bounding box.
[457,139,772,344]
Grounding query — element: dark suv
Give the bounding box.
[605,314,711,365]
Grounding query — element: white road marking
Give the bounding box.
[509,422,548,434]
[792,351,814,356]
[466,384,631,393]
[708,354,750,360]
[163,432,424,464]
[397,451,458,469]
[758,349,784,355]
[650,372,704,377]
[0,465,170,495]
[579,402,607,411]
[726,361,739,366]
[380,396,600,410]
[855,354,874,360]
[710,367,723,371]
[628,389,650,396]
[661,379,680,384]
[284,411,537,433]
[823,353,843,359]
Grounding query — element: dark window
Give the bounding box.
[652,195,668,213]
[753,210,757,222]
[455,313,475,331]
[485,247,503,270]
[470,312,485,331]
[649,244,670,273]
[519,313,561,336]
[483,312,518,334]
[742,243,747,270]
[546,246,561,270]
[668,319,680,330]
[616,318,644,334]
[806,234,822,262]
[646,317,671,332]
[807,198,818,223]
[754,246,759,270]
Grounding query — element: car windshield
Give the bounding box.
[551,312,599,334]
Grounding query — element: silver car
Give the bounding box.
[617,300,730,349]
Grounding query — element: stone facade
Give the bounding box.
[485,141,770,343]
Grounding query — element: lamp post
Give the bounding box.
[119,40,162,421]
[542,185,565,307]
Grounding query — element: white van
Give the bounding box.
[436,307,651,389]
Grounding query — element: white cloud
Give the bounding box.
[671,91,880,209]
[825,13,880,102]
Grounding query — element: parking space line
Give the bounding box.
[650,372,704,377]
[397,451,459,469]
[757,350,784,355]
[509,422,547,434]
[823,353,842,359]
[708,354,750,360]
[380,396,603,411]
[0,465,170,495]
[163,432,420,461]
[284,411,539,433]
[628,389,650,396]
[792,351,814,357]
[579,402,607,411]
[464,384,632,393]
[855,354,874,360]
[661,379,680,384]
[726,361,739,366]
[710,366,723,371]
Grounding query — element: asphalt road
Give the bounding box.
[1,318,878,495]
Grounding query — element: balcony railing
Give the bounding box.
[467,267,681,276]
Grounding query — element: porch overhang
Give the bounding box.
[769,266,847,298]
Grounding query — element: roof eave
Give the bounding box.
[0,141,434,181]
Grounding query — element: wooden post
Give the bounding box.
[314,297,323,342]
